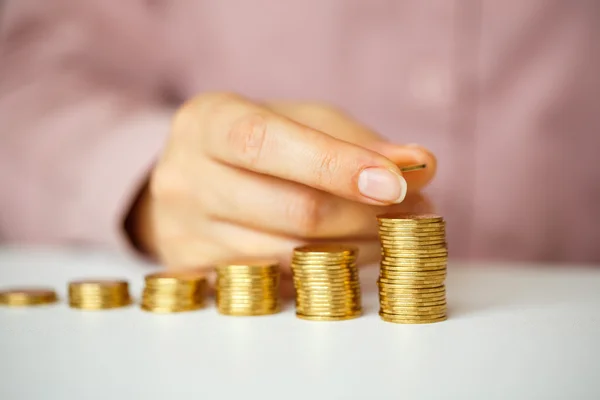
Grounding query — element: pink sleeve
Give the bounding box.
[0,0,174,250]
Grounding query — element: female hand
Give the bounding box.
[129,93,437,270]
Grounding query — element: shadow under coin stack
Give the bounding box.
[141,271,207,313]
[291,244,362,321]
[0,288,58,307]
[377,213,448,324]
[69,280,131,310]
[216,259,281,316]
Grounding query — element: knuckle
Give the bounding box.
[172,98,199,133]
[173,92,242,133]
[313,150,342,188]
[227,113,269,167]
[149,165,187,201]
[287,191,324,236]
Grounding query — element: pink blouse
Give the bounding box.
[0,0,599,263]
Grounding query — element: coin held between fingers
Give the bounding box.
[357,167,407,204]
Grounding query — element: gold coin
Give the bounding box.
[217,308,280,317]
[297,304,361,312]
[377,280,443,289]
[380,263,447,271]
[378,289,446,299]
[378,278,445,287]
[293,244,357,257]
[145,270,207,284]
[292,260,357,267]
[380,265,447,272]
[141,304,203,313]
[381,264,447,271]
[377,212,444,223]
[378,277,446,286]
[296,294,360,301]
[381,311,447,319]
[379,270,446,278]
[379,293,446,303]
[378,220,446,231]
[380,241,447,249]
[292,269,357,276]
[0,288,58,307]
[383,247,448,255]
[379,303,447,313]
[378,227,445,234]
[296,311,361,321]
[292,278,360,286]
[379,312,447,324]
[377,284,444,293]
[217,257,279,268]
[380,298,446,307]
[380,238,446,246]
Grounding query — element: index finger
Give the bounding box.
[198,94,408,205]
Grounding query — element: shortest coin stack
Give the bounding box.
[0,288,58,307]
[141,270,207,313]
[216,259,281,316]
[69,280,131,310]
[291,244,362,321]
[377,213,448,324]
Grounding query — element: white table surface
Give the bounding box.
[1,246,599,400]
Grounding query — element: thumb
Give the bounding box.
[364,141,437,192]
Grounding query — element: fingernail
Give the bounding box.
[358,168,407,203]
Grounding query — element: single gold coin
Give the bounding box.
[378,221,445,229]
[379,311,447,324]
[378,226,446,234]
[377,281,444,289]
[380,298,446,307]
[383,247,448,255]
[296,310,362,321]
[379,302,447,313]
[378,289,447,298]
[377,284,444,293]
[380,242,447,250]
[217,257,279,268]
[377,212,443,222]
[380,270,447,277]
[293,244,358,257]
[380,238,446,246]
[380,266,447,274]
[380,263,447,271]
[145,270,207,284]
[379,294,447,303]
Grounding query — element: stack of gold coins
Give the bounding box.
[291,244,362,321]
[141,270,207,313]
[69,280,131,310]
[216,259,281,316]
[377,213,448,324]
[0,288,58,307]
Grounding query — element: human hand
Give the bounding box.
[128,93,437,270]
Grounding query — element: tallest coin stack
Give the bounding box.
[376,213,448,324]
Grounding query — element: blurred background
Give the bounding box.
[0,1,598,265]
